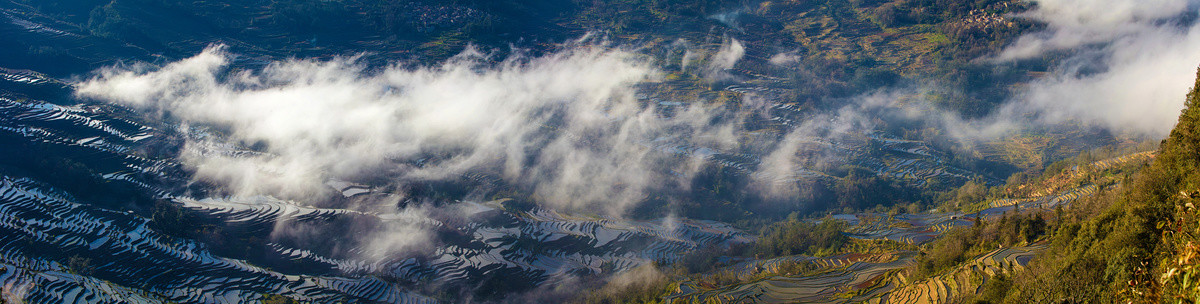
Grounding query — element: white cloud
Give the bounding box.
[769,52,801,66]
[996,0,1200,137]
[996,0,1190,60]
[705,38,745,80]
[78,45,741,216]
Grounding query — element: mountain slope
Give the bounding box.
[965,68,1200,302]
[1149,67,1200,302]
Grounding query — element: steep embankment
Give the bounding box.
[1150,68,1200,301]
[655,66,1200,302]
[981,68,1200,302]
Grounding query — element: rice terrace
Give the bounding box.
[1,0,1199,303]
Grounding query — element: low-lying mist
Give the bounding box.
[77,44,744,217]
[995,0,1200,137]
[72,0,1200,271]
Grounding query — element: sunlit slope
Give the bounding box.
[653,147,1155,303]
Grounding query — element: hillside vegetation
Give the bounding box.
[889,68,1200,303]
[570,67,1200,303]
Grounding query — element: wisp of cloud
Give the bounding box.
[998,0,1200,137]
[77,45,743,216]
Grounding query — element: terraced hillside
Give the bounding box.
[836,213,971,245]
[986,151,1157,209]
[0,0,1174,302]
[832,150,1156,246]
[0,67,768,301]
[0,176,439,303]
[650,149,1156,303]
[665,245,1043,304]
[0,37,988,301]
[877,245,1043,303]
[667,251,916,303]
[0,54,1028,304]
[0,0,1091,213]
